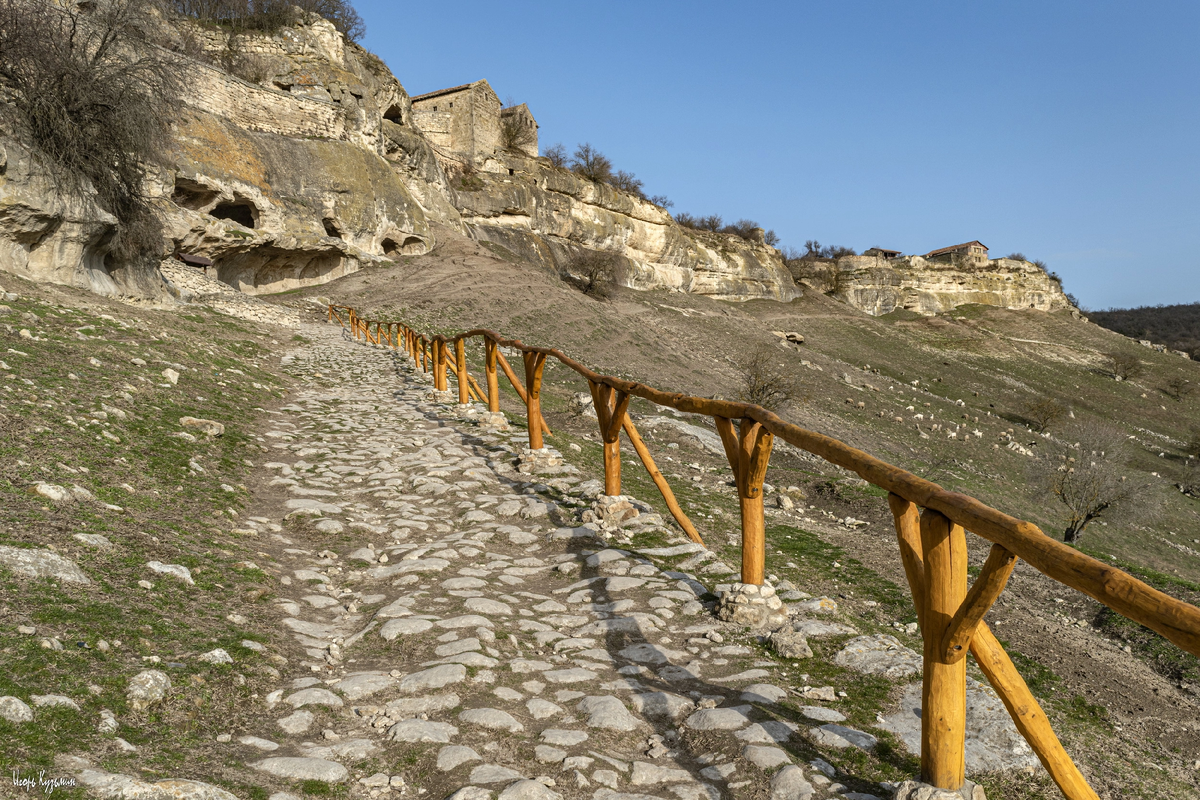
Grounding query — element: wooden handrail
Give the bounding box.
[330,305,1200,796]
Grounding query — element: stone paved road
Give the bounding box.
[245,325,844,800]
[70,321,965,800]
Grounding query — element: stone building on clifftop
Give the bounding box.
[925,240,989,267]
[411,79,539,164]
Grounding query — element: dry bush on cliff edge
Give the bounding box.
[499,106,537,154]
[0,0,179,262]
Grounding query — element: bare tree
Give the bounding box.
[499,107,536,154]
[1032,422,1155,543]
[1185,427,1200,458]
[562,250,621,299]
[1104,351,1143,381]
[1162,376,1195,402]
[0,0,180,261]
[610,170,644,197]
[736,348,800,412]
[570,143,613,183]
[543,143,568,168]
[1021,396,1068,432]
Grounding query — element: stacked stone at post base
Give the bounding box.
[516,447,578,478]
[715,582,788,629]
[893,779,986,800]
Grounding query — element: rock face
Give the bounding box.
[794,254,1071,316]
[0,137,165,299]
[457,154,798,303]
[0,12,799,304]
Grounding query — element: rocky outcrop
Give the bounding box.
[0,137,167,299]
[793,255,1071,316]
[0,13,454,299]
[455,153,798,303]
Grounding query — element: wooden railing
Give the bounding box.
[327,304,1200,799]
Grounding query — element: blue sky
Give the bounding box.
[356,1,1199,310]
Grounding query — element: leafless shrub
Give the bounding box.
[224,49,274,83]
[1186,427,1200,458]
[499,107,537,154]
[570,143,613,184]
[0,0,180,261]
[562,250,621,299]
[168,0,364,40]
[1162,376,1195,402]
[543,143,568,168]
[1179,459,1199,498]
[1021,396,1068,432]
[1031,421,1157,543]
[452,161,483,192]
[736,348,800,412]
[610,170,644,197]
[1103,351,1143,381]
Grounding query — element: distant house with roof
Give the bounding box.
[863,248,902,259]
[925,240,988,267]
[410,79,538,163]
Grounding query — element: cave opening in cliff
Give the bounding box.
[171,178,218,211]
[210,200,257,229]
[322,218,342,238]
[381,236,426,258]
[383,104,403,123]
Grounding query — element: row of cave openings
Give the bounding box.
[170,177,423,256]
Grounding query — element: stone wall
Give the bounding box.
[180,60,346,141]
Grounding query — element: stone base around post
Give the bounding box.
[426,389,456,403]
[893,779,986,800]
[516,447,579,477]
[479,411,509,430]
[715,582,788,629]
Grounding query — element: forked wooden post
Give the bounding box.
[920,509,968,790]
[523,351,547,450]
[589,382,630,496]
[716,417,773,585]
[484,339,500,412]
[496,350,552,437]
[889,494,926,630]
[455,338,468,404]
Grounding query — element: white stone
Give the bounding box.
[0,696,34,722]
[126,670,171,712]
[252,757,348,783]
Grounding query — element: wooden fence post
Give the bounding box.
[589,382,630,497]
[485,339,500,412]
[716,417,773,585]
[523,352,547,450]
[434,339,448,391]
[920,509,968,790]
[455,338,468,404]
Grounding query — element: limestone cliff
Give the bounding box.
[456,153,798,303]
[793,254,1072,316]
[0,9,1064,312]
